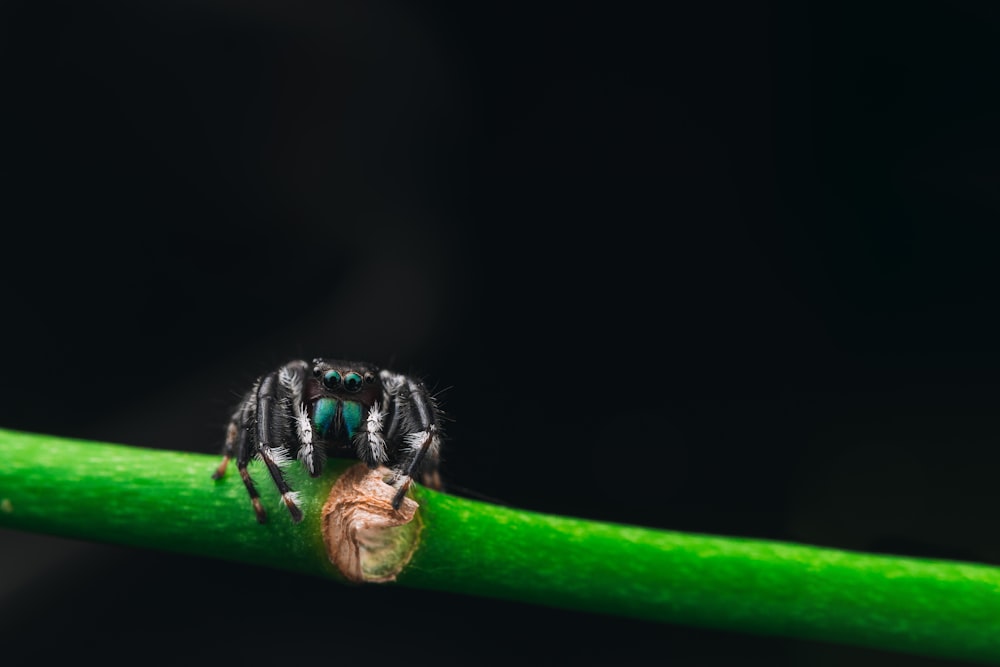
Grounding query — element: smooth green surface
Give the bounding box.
[0,429,344,579]
[2,428,1000,663]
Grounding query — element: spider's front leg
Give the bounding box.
[278,360,321,477]
[213,362,311,524]
[254,369,304,523]
[382,373,444,510]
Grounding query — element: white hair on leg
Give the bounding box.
[428,432,441,457]
[404,430,430,453]
[296,404,313,444]
[263,445,294,468]
[294,403,316,465]
[278,364,305,395]
[354,402,388,466]
[379,370,406,393]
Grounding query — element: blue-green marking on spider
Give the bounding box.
[313,397,364,438]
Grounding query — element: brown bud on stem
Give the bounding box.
[321,463,422,583]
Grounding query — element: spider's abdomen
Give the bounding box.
[312,397,366,440]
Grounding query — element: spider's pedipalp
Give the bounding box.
[354,402,388,466]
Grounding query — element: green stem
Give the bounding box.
[1,428,998,664]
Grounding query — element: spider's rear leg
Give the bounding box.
[209,392,267,522]
[211,408,242,480]
[228,395,269,523]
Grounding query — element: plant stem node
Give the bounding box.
[321,463,422,583]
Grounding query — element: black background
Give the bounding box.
[2,2,1000,665]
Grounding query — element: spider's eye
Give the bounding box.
[322,370,342,389]
[364,373,376,384]
[344,372,363,392]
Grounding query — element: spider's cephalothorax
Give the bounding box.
[212,358,444,524]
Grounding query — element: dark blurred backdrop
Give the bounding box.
[2,2,1000,665]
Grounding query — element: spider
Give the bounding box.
[212,358,444,524]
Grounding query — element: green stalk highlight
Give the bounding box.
[1,429,998,664]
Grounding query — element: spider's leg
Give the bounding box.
[231,390,268,523]
[211,406,243,480]
[279,360,321,476]
[256,370,304,523]
[387,377,443,510]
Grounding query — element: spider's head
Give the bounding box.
[311,358,381,401]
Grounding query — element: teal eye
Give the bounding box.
[344,372,363,392]
[322,370,342,389]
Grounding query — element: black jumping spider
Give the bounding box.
[212,359,443,523]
